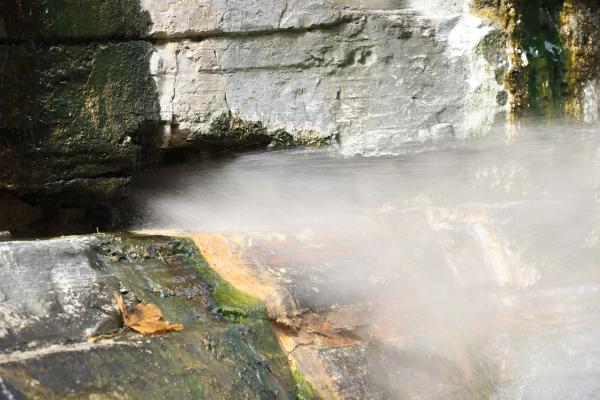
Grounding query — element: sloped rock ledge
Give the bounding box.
[0,234,310,399]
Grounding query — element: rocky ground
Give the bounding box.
[188,213,600,400]
[1,199,600,399]
[0,234,309,399]
[2,1,600,399]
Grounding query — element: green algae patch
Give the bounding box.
[475,30,508,85]
[477,0,567,118]
[514,1,567,118]
[0,2,161,233]
[471,0,600,121]
[170,237,268,322]
[176,113,335,156]
[0,0,152,41]
[291,362,318,400]
[0,39,161,234]
[42,41,161,182]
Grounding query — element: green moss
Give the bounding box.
[476,30,508,68]
[186,113,334,152]
[516,0,567,118]
[43,41,161,176]
[269,129,334,149]
[487,0,568,118]
[0,0,152,40]
[475,30,509,88]
[194,113,272,149]
[451,0,598,122]
[291,363,317,400]
[171,238,267,322]
[0,1,162,232]
[0,39,161,210]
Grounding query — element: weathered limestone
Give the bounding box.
[0,0,511,234]
[140,0,346,37]
[145,1,507,155]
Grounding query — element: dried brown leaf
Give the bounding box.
[115,291,129,324]
[129,320,184,335]
[128,303,163,325]
[90,293,183,341]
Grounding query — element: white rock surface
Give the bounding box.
[0,237,115,352]
[583,80,600,123]
[141,0,345,36]
[144,0,506,155]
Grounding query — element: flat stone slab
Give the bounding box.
[0,234,300,399]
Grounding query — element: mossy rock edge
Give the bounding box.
[0,234,315,399]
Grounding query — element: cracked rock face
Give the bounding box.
[2,1,600,235]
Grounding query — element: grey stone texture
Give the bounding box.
[145,0,507,155]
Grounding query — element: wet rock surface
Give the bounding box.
[471,0,600,120]
[0,234,301,399]
[192,230,489,400]
[128,135,599,399]
[189,207,600,400]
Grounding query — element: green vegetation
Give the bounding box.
[472,0,600,121]
[0,0,151,40]
[291,362,317,400]
[514,0,566,117]
[171,238,268,322]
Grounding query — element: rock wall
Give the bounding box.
[472,0,600,121]
[561,0,600,122]
[144,0,506,155]
[1,0,599,234]
[0,2,161,234]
